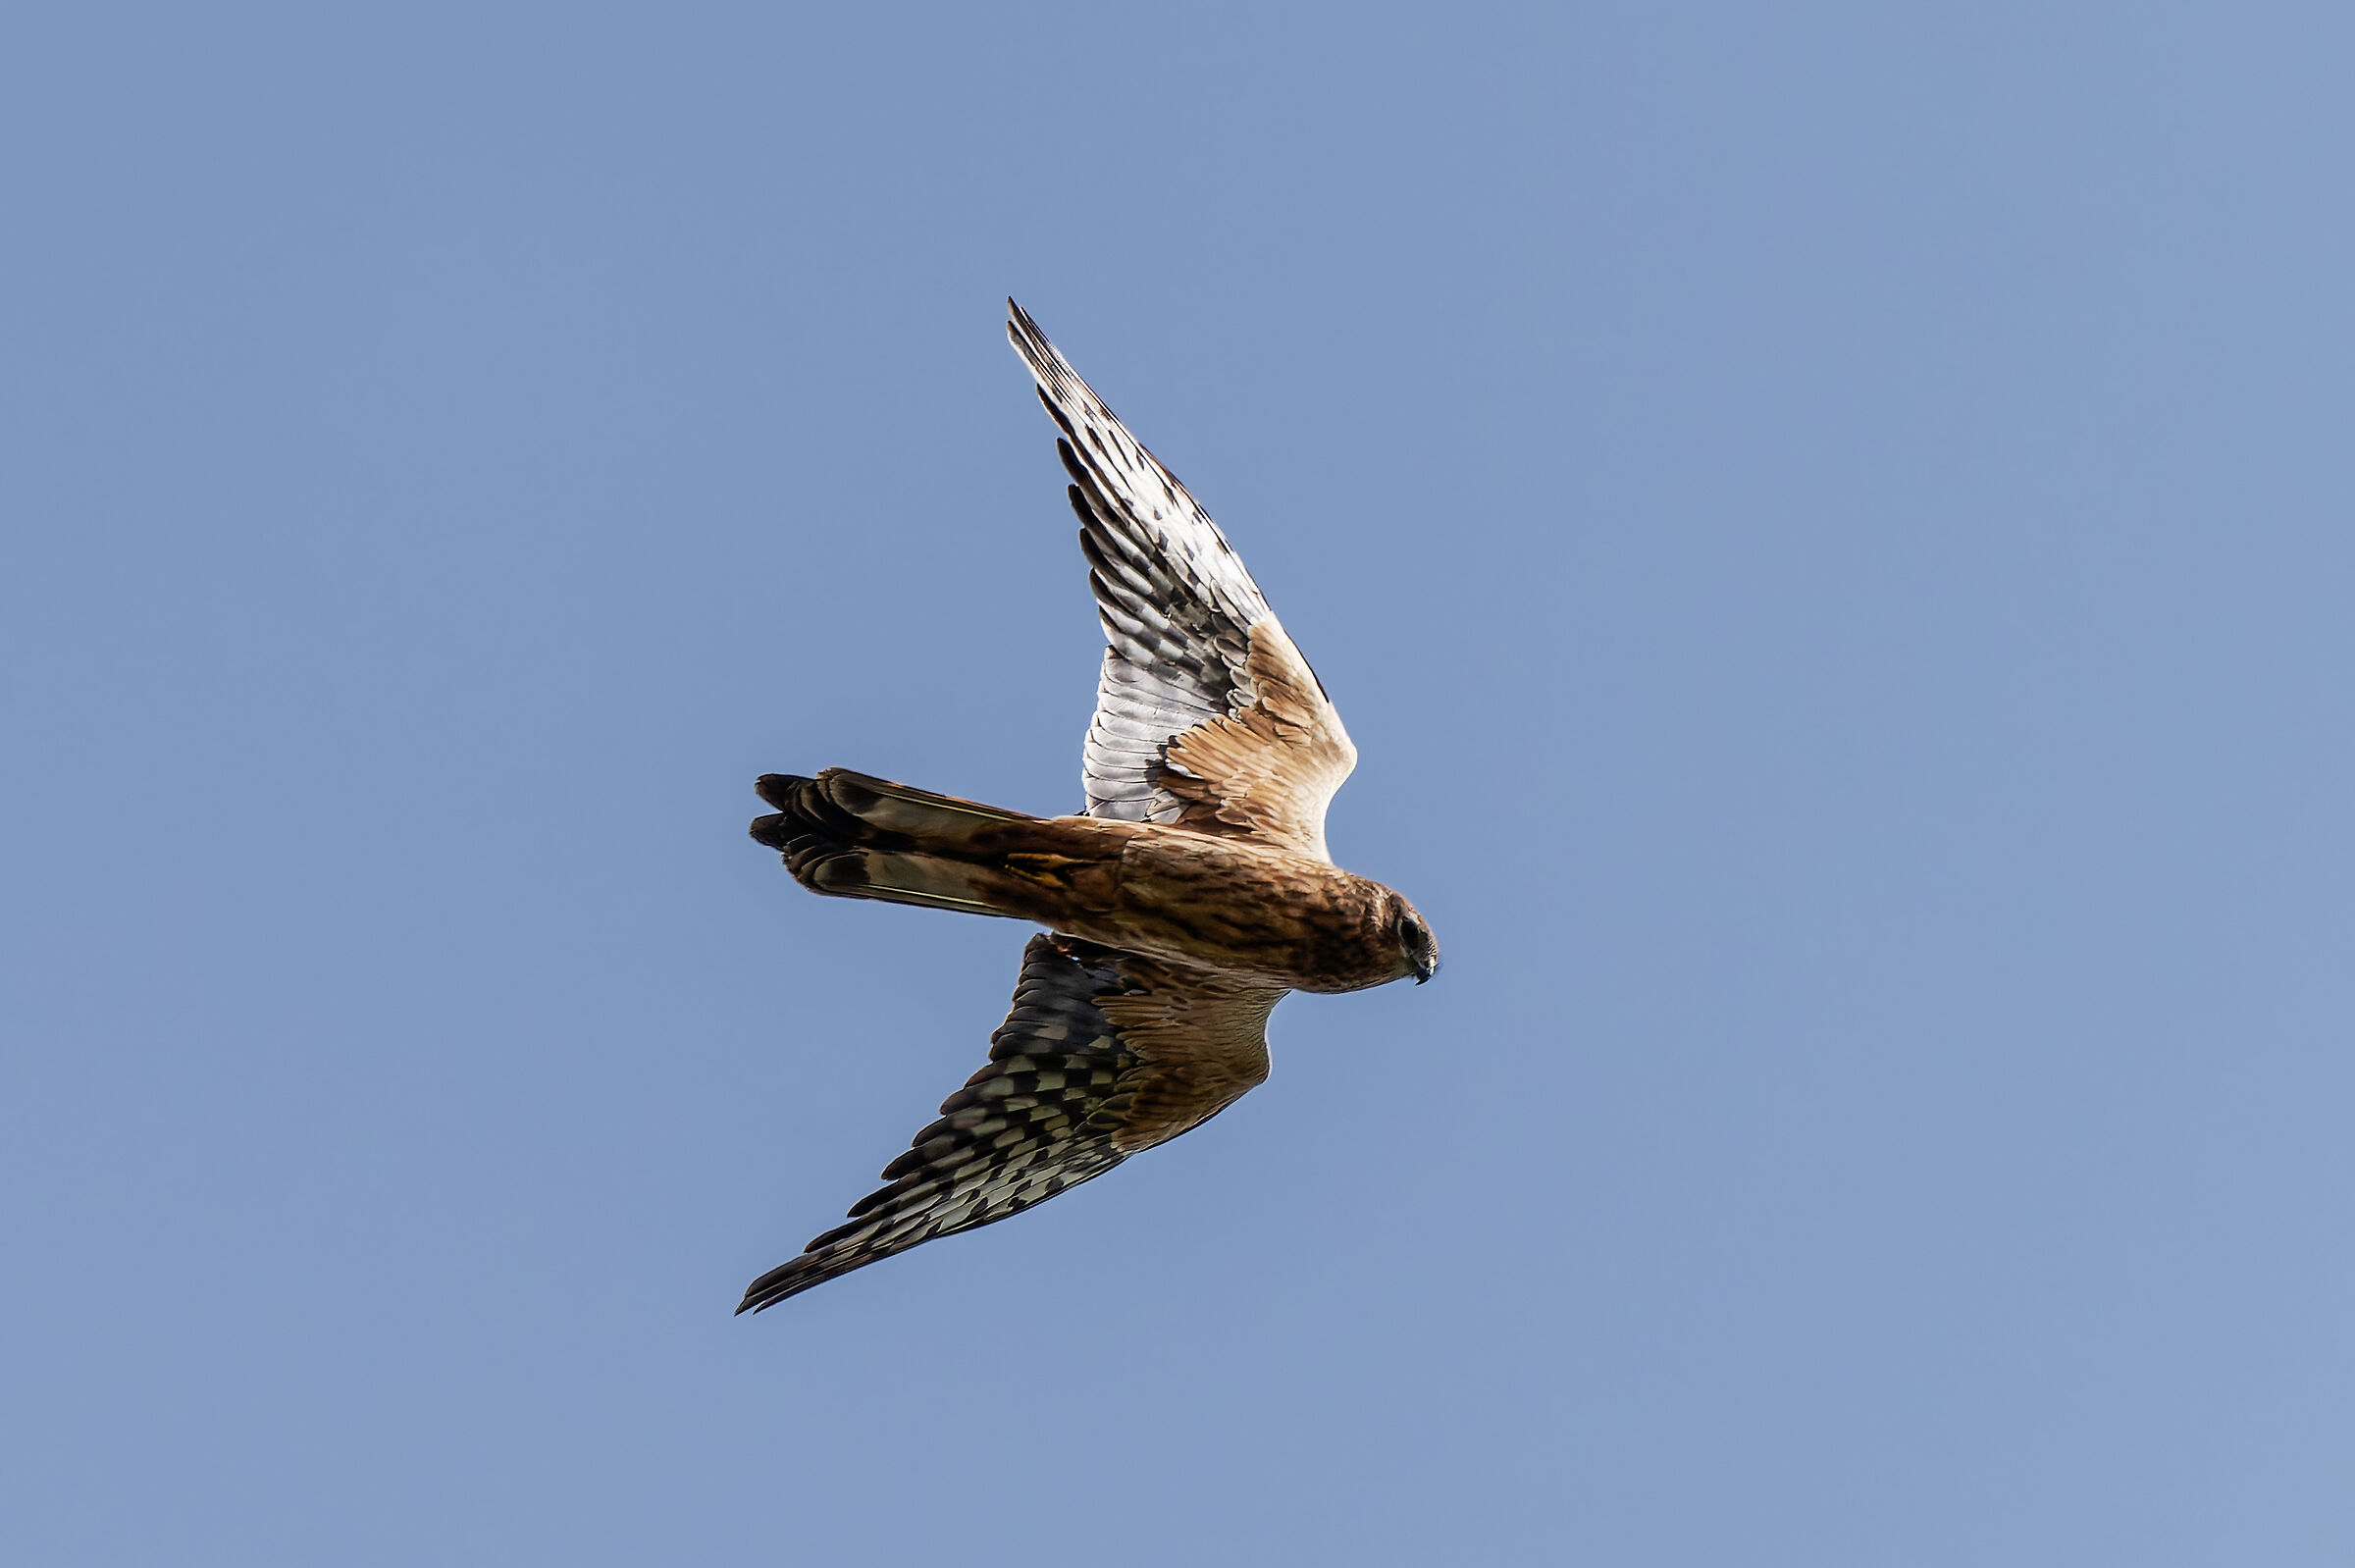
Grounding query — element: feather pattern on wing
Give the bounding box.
[736,933,1281,1313]
[1005,301,1359,860]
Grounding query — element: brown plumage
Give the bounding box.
[736,303,1438,1313]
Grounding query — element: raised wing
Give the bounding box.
[737,933,1282,1313]
[1006,301,1358,862]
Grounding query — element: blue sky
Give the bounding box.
[5,4,2351,1562]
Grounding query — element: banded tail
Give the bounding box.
[751,769,1124,921]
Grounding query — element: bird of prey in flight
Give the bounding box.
[737,301,1438,1313]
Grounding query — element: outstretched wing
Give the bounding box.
[1005,301,1358,862]
[737,933,1282,1313]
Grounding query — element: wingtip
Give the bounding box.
[736,1254,816,1316]
[1005,299,1050,367]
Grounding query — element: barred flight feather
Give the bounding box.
[736,933,1270,1313]
[1006,303,1357,862]
[1007,301,1272,824]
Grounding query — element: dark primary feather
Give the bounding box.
[1005,300,1275,822]
[736,934,1152,1313]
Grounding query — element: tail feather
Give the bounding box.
[752,769,1073,919]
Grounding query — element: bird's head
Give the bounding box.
[1387,895,1440,985]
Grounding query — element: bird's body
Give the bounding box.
[736,303,1436,1313]
[754,769,1419,994]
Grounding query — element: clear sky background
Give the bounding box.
[5,4,2351,1563]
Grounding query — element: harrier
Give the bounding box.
[737,302,1438,1312]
